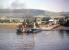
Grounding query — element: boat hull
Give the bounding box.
[16,28,41,33]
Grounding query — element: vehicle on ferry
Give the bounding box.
[16,22,41,33]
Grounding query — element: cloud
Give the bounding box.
[8,0,25,9]
[0,0,15,8]
[0,0,69,12]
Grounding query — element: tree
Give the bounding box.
[12,19,20,23]
[42,17,51,21]
[59,16,69,26]
[42,17,51,24]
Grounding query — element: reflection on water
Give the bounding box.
[0,29,69,50]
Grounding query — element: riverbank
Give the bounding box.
[0,23,22,29]
[39,24,60,30]
[0,23,63,30]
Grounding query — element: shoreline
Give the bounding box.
[0,23,68,31]
[39,24,60,30]
[0,23,63,30]
[0,23,22,29]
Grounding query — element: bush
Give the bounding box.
[0,19,10,23]
[11,19,20,23]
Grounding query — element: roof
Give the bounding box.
[49,19,54,21]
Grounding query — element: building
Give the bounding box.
[35,15,50,24]
[50,15,65,24]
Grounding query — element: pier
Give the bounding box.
[39,24,60,30]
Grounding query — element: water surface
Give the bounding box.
[0,29,69,50]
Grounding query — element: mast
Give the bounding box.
[33,22,36,29]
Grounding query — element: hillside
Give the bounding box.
[0,9,69,18]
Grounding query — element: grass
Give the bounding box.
[0,23,22,29]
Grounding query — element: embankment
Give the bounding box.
[0,23,22,29]
[39,24,60,30]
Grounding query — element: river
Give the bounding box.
[0,28,69,50]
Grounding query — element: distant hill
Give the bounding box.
[0,9,45,17]
[58,12,69,16]
[0,9,69,18]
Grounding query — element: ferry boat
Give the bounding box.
[16,22,41,33]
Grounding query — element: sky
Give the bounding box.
[0,0,69,12]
